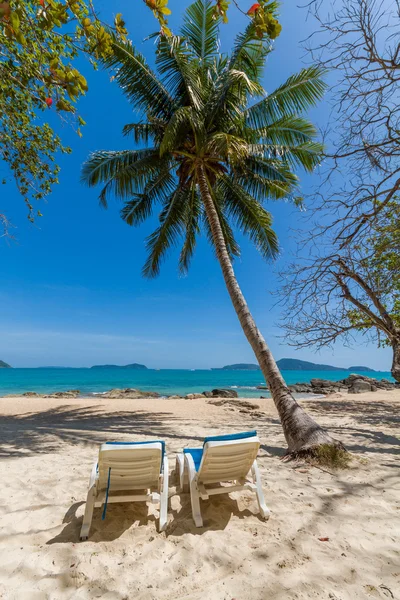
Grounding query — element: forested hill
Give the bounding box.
[213,359,374,371]
[277,358,374,371]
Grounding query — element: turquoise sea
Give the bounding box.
[0,368,394,398]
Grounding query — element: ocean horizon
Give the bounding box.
[0,367,394,398]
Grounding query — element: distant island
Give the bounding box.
[347,365,375,372]
[90,363,148,370]
[212,363,261,371]
[0,360,12,369]
[36,366,71,369]
[277,358,343,371]
[277,358,374,372]
[213,359,374,372]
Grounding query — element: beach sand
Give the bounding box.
[0,391,399,600]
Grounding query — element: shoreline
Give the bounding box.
[0,389,324,400]
[0,372,397,401]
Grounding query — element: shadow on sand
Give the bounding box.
[303,397,400,457]
[0,404,205,458]
[0,403,284,459]
[46,487,267,544]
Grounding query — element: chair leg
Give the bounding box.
[251,460,270,520]
[80,488,95,540]
[159,455,169,532]
[185,454,203,527]
[80,461,98,541]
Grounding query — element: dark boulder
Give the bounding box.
[289,383,313,393]
[288,373,397,397]
[103,388,159,399]
[205,388,239,398]
[310,379,340,389]
[348,379,373,394]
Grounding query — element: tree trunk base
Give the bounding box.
[282,440,349,468]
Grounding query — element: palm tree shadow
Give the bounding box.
[0,404,206,458]
[0,403,289,459]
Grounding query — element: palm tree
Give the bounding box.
[82,0,341,456]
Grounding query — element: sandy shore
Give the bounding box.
[0,391,399,599]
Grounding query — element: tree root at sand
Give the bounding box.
[282,442,350,469]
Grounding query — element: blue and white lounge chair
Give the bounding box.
[80,441,168,540]
[176,430,269,527]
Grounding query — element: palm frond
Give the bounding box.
[245,65,327,129]
[241,154,297,182]
[204,20,269,128]
[156,36,204,110]
[160,106,202,157]
[219,176,279,259]
[256,116,317,146]
[179,182,201,274]
[122,122,164,145]
[206,133,249,163]
[121,167,175,226]
[81,149,160,207]
[206,68,264,127]
[104,31,175,119]
[234,155,298,200]
[235,171,289,201]
[181,0,219,65]
[279,141,324,171]
[229,21,270,82]
[142,187,189,278]
[247,138,323,172]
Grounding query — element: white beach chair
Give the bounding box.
[176,430,270,527]
[80,440,168,540]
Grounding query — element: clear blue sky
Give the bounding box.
[0,0,392,370]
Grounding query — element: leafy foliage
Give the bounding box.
[83,0,325,277]
[0,0,125,223]
[212,0,230,23]
[144,0,172,37]
[146,0,282,40]
[247,1,282,39]
[346,202,400,340]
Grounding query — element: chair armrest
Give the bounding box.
[88,461,98,491]
[162,454,169,482]
[184,452,197,481]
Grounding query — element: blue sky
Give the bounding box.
[0,0,392,370]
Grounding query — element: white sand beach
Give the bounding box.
[0,391,399,600]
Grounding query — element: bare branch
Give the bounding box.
[303,0,400,244]
[0,213,15,240]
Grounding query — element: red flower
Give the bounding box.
[247,3,261,15]
[39,0,45,6]
[45,97,53,108]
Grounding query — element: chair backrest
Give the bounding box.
[97,442,163,491]
[198,436,260,484]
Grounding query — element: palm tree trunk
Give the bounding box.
[197,164,340,454]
